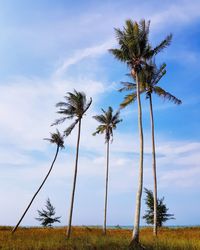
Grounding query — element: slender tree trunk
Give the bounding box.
[12,145,60,234]
[131,72,144,245]
[149,94,158,236]
[103,140,110,235]
[67,119,81,239]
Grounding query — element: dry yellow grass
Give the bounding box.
[0,226,200,249]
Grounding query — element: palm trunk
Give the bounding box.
[131,72,144,244]
[67,119,81,238]
[12,145,60,234]
[149,94,158,236]
[103,140,110,235]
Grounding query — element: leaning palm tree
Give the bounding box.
[109,19,172,245]
[52,90,92,239]
[119,61,181,236]
[12,130,64,234]
[93,107,122,235]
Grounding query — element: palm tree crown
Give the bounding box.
[93,107,122,142]
[139,62,182,105]
[44,129,65,149]
[52,90,92,136]
[109,19,172,74]
[119,61,182,108]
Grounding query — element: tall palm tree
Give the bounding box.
[12,130,64,234]
[119,61,181,236]
[93,107,122,235]
[109,19,172,245]
[52,90,92,239]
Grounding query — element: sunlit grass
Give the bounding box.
[0,226,200,249]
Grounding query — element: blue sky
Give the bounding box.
[0,0,200,227]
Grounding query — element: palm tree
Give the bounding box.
[119,61,181,236]
[109,19,172,245]
[12,130,64,234]
[52,90,92,239]
[93,107,122,235]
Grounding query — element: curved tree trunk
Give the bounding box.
[131,72,144,244]
[67,119,81,239]
[103,140,110,235]
[12,145,60,234]
[149,94,158,236]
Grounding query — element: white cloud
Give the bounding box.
[159,166,200,188]
[54,40,114,77]
[0,74,108,152]
[151,1,200,28]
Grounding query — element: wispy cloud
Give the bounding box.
[151,0,200,27]
[54,40,114,77]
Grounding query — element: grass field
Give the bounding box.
[0,226,200,250]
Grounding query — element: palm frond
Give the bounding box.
[119,82,137,92]
[139,19,150,56]
[109,48,128,62]
[112,110,123,125]
[139,19,150,38]
[56,102,69,108]
[56,111,75,119]
[125,19,135,34]
[120,93,137,108]
[83,97,92,115]
[93,107,122,142]
[51,117,67,126]
[93,125,106,136]
[154,86,182,105]
[44,129,64,148]
[64,119,79,137]
[114,28,125,42]
[153,34,172,55]
[107,106,113,122]
[93,114,107,124]
[153,63,167,86]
